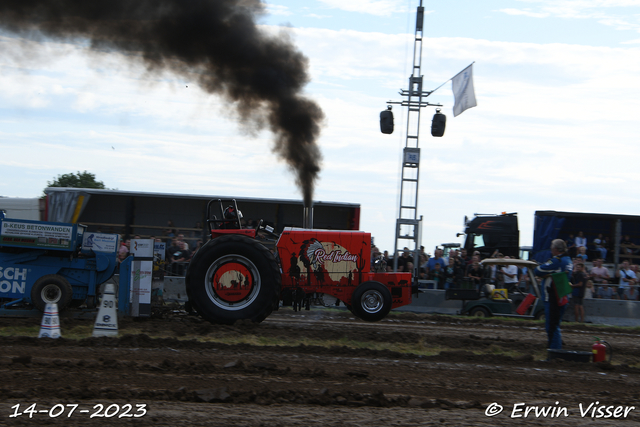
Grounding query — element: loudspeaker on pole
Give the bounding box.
[93,283,119,337]
[38,303,61,338]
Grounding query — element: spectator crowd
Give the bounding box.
[115,221,207,277]
[370,229,640,307]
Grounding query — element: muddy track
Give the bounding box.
[0,309,639,426]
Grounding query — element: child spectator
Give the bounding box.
[466,259,484,291]
[584,280,594,299]
[576,246,588,262]
[444,257,460,290]
[429,262,444,289]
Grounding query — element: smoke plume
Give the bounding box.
[0,0,323,205]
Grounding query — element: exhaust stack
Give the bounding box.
[303,205,314,229]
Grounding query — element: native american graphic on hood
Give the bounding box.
[298,239,359,282]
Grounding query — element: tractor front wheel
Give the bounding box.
[351,281,392,322]
[30,275,73,312]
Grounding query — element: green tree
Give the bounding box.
[46,171,106,192]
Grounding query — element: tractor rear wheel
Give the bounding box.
[351,281,392,322]
[186,234,281,325]
[31,274,73,312]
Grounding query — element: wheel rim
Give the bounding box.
[41,284,62,304]
[472,309,486,317]
[204,254,261,311]
[360,289,384,314]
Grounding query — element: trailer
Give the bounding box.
[533,210,640,266]
[0,212,120,314]
[186,200,413,324]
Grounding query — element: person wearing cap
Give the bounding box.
[534,239,573,350]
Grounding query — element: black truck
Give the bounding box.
[462,213,520,259]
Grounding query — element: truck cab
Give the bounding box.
[462,213,519,259]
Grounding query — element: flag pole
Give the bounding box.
[430,61,475,94]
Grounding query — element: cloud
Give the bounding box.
[305,13,332,19]
[500,0,640,32]
[499,0,640,36]
[499,8,550,18]
[315,0,408,16]
[264,4,292,16]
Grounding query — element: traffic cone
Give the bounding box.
[38,303,61,338]
[92,283,119,337]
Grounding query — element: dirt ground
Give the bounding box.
[0,307,639,426]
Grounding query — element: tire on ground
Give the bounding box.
[351,281,392,322]
[30,274,73,312]
[469,306,490,317]
[186,234,281,325]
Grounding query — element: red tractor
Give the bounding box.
[186,200,413,324]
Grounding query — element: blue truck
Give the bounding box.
[0,212,120,313]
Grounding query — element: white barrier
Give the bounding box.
[38,303,61,338]
[93,283,119,337]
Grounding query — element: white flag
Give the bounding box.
[452,64,477,117]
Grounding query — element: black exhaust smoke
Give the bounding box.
[0,0,323,206]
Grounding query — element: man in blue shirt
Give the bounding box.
[426,249,446,273]
[534,239,573,350]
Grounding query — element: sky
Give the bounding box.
[1,0,640,255]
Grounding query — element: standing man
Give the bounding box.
[460,248,471,266]
[426,249,446,274]
[571,262,587,323]
[616,260,636,300]
[502,257,519,292]
[534,239,573,350]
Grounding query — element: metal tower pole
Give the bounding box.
[387,1,441,283]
